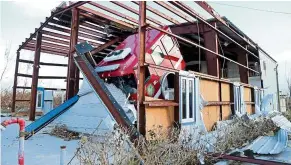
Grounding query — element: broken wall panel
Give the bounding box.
[145,106,175,139]
[202,105,220,131]
[244,86,255,115]
[200,79,219,101]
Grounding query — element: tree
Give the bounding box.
[0,44,11,81]
[286,67,291,97]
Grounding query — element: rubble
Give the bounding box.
[49,124,80,141]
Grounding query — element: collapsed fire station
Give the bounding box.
[12,1,280,138]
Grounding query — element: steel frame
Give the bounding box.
[29,31,42,121]
[13,1,275,132]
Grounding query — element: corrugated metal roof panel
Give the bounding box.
[272,115,291,133]
[243,129,288,155]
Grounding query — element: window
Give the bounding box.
[36,91,43,108]
[233,84,246,115]
[103,48,131,62]
[182,79,187,119]
[151,46,164,65]
[189,80,193,119]
[161,35,174,53]
[180,77,195,123]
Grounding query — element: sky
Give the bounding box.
[0,1,291,93]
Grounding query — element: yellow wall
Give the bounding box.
[244,87,254,115]
[145,106,175,138]
[202,106,220,131]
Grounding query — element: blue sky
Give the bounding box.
[1,1,291,93]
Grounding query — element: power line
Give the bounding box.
[210,2,291,15]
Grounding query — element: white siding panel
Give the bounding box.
[259,50,278,111]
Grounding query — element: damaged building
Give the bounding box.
[2,1,288,165]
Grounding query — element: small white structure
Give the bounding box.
[280,95,288,112]
[36,87,54,114]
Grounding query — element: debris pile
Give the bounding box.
[49,124,80,140]
[214,117,279,152]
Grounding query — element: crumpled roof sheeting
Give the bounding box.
[272,115,291,133]
[243,129,288,154]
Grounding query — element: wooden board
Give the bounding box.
[200,79,219,101]
[221,82,230,101]
[145,106,175,138]
[244,87,252,102]
[246,105,252,115]
[221,105,232,120]
[202,106,220,131]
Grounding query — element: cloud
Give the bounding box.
[12,1,61,18]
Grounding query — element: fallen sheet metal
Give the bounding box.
[272,115,291,133]
[243,129,288,155]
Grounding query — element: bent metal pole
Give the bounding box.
[1,118,26,165]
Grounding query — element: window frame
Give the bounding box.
[180,76,195,123]
[36,90,43,109]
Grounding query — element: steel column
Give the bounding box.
[203,23,220,77]
[137,1,146,135]
[66,8,80,100]
[237,46,249,84]
[174,72,180,127]
[12,51,20,113]
[29,31,42,121]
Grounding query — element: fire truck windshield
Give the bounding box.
[103,47,131,62]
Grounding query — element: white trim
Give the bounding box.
[180,76,195,123]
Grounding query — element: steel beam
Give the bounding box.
[91,37,120,55]
[11,51,20,113]
[212,153,289,165]
[46,22,110,39]
[195,1,256,50]
[18,1,88,51]
[169,1,259,60]
[148,24,259,74]
[143,101,179,107]
[66,8,80,100]
[27,41,69,52]
[137,1,146,136]
[23,46,67,56]
[132,1,180,25]
[112,1,164,26]
[237,46,249,84]
[29,31,42,121]
[89,2,138,25]
[74,50,138,139]
[16,86,66,91]
[170,23,212,35]
[41,36,70,46]
[18,59,68,67]
[203,23,220,77]
[44,24,109,42]
[41,30,100,47]
[78,6,136,30]
[155,1,194,23]
[174,72,180,127]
